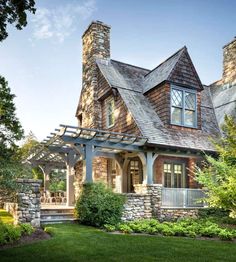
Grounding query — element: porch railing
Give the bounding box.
[161,188,206,208]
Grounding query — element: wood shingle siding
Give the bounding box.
[101,93,141,135]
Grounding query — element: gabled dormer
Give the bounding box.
[144,47,203,130]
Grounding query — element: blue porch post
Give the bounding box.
[85,144,93,182]
[147,151,153,184]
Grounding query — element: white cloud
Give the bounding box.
[31,0,96,42]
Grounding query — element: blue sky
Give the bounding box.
[0,0,235,141]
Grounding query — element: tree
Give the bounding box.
[0,76,25,204]
[0,0,36,41]
[195,116,236,217]
[0,76,23,158]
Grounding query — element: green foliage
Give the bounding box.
[76,183,126,227]
[44,226,55,236]
[104,224,116,232]
[0,76,23,151]
[218,229,234,241]
[0,76,30,202]
[0,0,36,41]
[111,218,236,241]
[49,169,66,192]
[195,116,236,218]
[118,224,133,234]
[20,223,35,235]
[0,221,21,244]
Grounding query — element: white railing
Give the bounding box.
[161,188,206,208]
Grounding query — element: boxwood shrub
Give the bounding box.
[76,182,126,227]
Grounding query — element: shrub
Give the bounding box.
[76,183,126,227]
[0,222,21,244]
[118,224,133,234]
[44,227,55,236]
[218,230,234,241]
[20,223,35,235]
[104,224,116,232]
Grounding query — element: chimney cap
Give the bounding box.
[82,20,111,38]
[223,36,236,49]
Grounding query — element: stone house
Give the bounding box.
[28,21,236,221]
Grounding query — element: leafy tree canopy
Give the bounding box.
[0,75,23,159]
[0,0,36,41]
[196,115,236,218]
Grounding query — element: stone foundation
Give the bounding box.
[121,193,152,221]
[122,184,202,221]
[159,208,199,221]
[4,179,42,227]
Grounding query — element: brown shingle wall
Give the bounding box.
[97,69,111,99]
[101,94,141,135]
[145,83,170,125]
[170,52,201,89]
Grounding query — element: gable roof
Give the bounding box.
[96,59,149,93]
[143,47,185,93]
[143,46,203,93]
[96,49,220,152]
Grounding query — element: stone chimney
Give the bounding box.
[76,21,110,128]
[222,37,236,86]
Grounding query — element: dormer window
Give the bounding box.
[171,85,197,128]
[106,98,115,128]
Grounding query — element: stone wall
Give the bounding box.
[159,208,199,221]
[4,179,41,227]
[223,37,236,86]
[122,184,202,221]
[121,193,152,221]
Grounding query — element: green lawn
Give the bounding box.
[0,223,236,262]
[0,209,14,224]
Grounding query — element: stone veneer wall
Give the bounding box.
[122,184,200,221]
[223,37,236,86]
[121,193,152,221]
[4,179,41,227]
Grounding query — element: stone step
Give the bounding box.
[41,213,74,220]
[40,217,77,224]
[41,208,74,215]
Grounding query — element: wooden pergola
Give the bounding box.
[27,124,147,205]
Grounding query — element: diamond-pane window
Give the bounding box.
[172,89,183,107]
[171,86,197,128]
[185,92,195,110]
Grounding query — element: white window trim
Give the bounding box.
[106,97,115,128]
[170,85,197,128]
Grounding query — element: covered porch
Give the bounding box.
[27,125,206,209]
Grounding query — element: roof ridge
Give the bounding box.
[110,59,150,71]
[144,46,186,78]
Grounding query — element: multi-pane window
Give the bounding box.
[171,86,197,127]
[106,99,115,127]
[130,160,141,185]
[163,163,185,188]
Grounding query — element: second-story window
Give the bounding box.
[106,98,115,128]
[171,86,197,128]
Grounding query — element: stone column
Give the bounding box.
[5,179,42,227]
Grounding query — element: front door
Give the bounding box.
[127,158,143,193]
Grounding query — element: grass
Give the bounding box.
[0,209,14,224]
[0,223,236,262]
